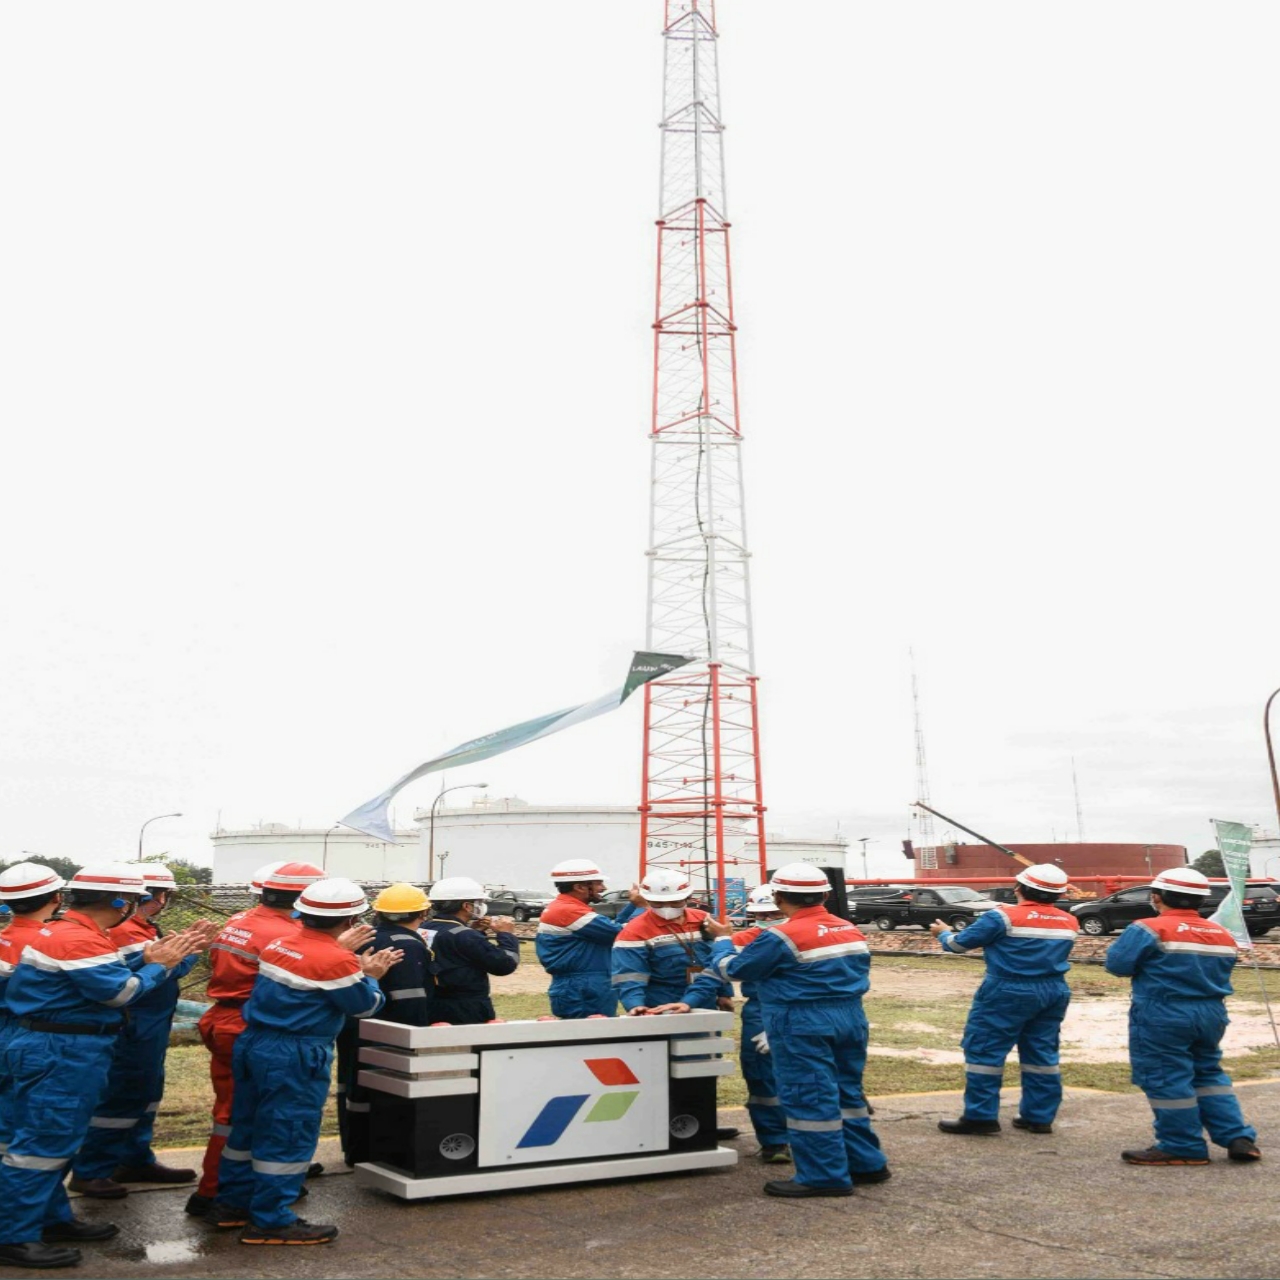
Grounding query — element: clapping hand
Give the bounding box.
[177,920,220,952]
[360,947,404,980]
[337,923,377,953]
[143,935,193,970]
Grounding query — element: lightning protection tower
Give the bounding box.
[638,0,767,904]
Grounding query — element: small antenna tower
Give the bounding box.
[1072,757,1086,843]
[910,649,936,851]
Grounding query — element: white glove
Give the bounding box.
[751,1030,770,1055]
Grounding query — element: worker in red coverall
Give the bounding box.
[189,861,332,1217]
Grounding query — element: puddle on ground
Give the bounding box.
[143,1239,203,1264]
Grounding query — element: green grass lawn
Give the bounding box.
[149,957,1280,1148]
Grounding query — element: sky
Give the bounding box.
[2,2,1279,880]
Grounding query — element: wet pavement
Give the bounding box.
[19,1079,1279,1279]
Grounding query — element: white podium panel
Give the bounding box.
[477,1040,669,1168]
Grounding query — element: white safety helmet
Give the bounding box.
[430,876,488,903]
[744,883,779,915]
[639,868,692,903]
[69,863,148,896]
[136,863,178,895]
[250,860,287,896]
[769,863,832,894]
[0,862,66,902]
[1150,867,1212,897]
[296,877,370,919]
[549,858,608,885]
[1014,864,1070,894]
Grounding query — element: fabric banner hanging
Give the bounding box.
[1209,818,1254,949]
[339,652,692,843]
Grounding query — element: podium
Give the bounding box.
[353,1011,738,1199]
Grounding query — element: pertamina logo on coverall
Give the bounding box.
[517,1058,641,1148]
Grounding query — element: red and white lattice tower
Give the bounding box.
[638,0,767,905]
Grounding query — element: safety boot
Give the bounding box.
[42,1219,119,1243]
[758,1144,792,1164]
[763,1180,854,1199]
[66,1175,127,1199]
[206,1201,250,1228]
[0,1242,82,1269]
[1227,1138,1261,1162]
[1120,1146,1209,1166]
[938,1118,1000,1135]
[850,1166,892,1184]
[239,1218,339,1245]
[1012,1117,1054,1134]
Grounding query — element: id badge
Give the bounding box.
[686,965,704,984]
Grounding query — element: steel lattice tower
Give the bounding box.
[638,0,767,904]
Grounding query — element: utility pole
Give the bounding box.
[910,650,936,866]
[638,0,767,909]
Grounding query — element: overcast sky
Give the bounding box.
[3,2,1278,879]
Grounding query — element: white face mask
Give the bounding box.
[653,905,685,920]
[470,901,488,919]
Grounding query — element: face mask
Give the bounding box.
[470,902,488,919]
[653,905,685,920]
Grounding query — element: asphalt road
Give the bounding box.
[22,1080,1277,1280]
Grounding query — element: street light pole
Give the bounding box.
[858,837,870,880]
[137,812,182,859]
[1265,687,1280,838]
[438,851,450,878]
[322,823,342,871]
[429,783,488,881]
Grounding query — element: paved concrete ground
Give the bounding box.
[22,1080,1278,1280]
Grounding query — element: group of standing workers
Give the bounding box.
[0,851,1264,1265]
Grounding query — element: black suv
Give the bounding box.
[1068,881,1280,937]
[485,889,554,923]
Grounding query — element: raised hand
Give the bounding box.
[143,935,192,969]
[703,917,735,939]
[360,947,404,980]
[337,923,377,953]
[928,919,949,938]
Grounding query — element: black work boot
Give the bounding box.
[42,1219,119,1243]
[938,1117,1001,1135]
[0,1243,83,1269]
[763,1180,854,1198]
[1012,1117,1053,1134]
[239,1218,339,1245]
[1227,1137,1261,1162]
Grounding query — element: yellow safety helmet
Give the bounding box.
[372,883,431,914]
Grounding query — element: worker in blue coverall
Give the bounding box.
[421,876,519,1025]
[686,883,791,1162]
[70,864,206,1196]
[1104,866,1261,1166]
[657,862,885,1196]
[0,863,206,1271]
[535,858,641,1018]
[0,863,68,1184]
[929,863,1080,1135]
[211,878,402,1246]
[337,882,435,1166]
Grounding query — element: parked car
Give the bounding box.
[485,889,554,923]
[592,889,637,920]
[864,886,999,931]
[1068,881,1280,937]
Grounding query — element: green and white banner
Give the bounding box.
[339,651,692,843]
[1209,818,1254,949]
